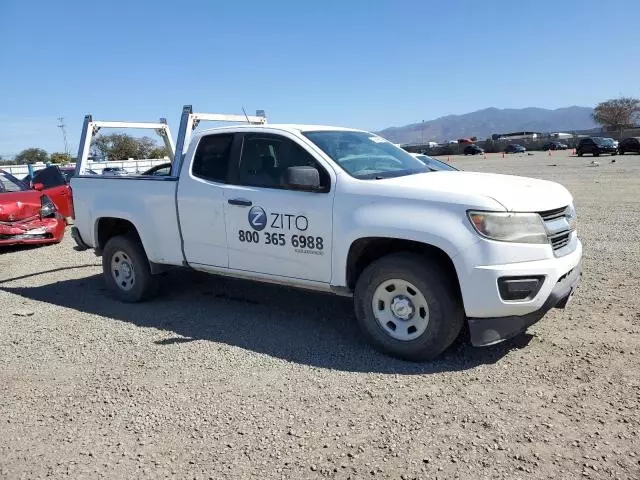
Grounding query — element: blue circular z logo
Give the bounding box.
[248,206,267,231]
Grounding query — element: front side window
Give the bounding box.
[237,134,329,189]
[192,133,234,183]
[303,130,428,180]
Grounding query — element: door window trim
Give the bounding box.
[190,132,243,184]
[227,132,332,193]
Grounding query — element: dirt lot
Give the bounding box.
[1,150,639,479]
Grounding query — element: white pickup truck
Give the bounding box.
[70,106,582,361]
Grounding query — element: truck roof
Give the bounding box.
[196,124,366,136]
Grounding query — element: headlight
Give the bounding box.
[40,195,57,218]
[468,211,548,244]
[566,203,577,230]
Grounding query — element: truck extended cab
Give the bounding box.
[70,106,582,361]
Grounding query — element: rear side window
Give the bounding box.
[192,134,234,183]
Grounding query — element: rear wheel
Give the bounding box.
[619,149,625,155]
[354,253,464,361]
[577,149,583,157]
[593,150,600,157]
[102,234,158,302]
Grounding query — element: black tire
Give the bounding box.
[102,234,158,302]
[354,253,464,362]
[577,150,583,157]
[619,149,624,155]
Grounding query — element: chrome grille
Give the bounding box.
[539,206,568,222]
[538,205,574,255]
[549,231,571,250]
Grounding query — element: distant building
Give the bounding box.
[494,131,542,141]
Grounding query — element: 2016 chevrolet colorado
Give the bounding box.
[70,106,582,361]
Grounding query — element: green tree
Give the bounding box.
[15,148,49,164]
[50,152,73,164]
[91,134,139,160]
[593,97,640,133]
[91,133,167,160]
[148,146,171,159]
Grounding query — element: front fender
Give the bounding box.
[331,199,481,287]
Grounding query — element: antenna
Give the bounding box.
[57,117,70,156]
[241,106,250,124]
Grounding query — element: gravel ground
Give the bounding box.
[1,151,639,479]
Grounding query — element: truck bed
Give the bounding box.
[71,176,184,266]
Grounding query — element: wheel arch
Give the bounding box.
[345,237,462,300]
[94,217,140,254]
[95,217,167,274]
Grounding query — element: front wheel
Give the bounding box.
[102,234,158,302]
[354,253,464,361]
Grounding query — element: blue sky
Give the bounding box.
[1,0,639,157]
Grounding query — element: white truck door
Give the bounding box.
[176,133,238,268]
[223,132,334,282]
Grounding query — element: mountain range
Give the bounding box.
[376,106,597,144]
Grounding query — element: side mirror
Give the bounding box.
[283,166,321,191]
[33,182,44,191]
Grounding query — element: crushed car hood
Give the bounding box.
[374,171,573,211]
[0,191,42,221]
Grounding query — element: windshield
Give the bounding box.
[414,154,458,171]
[594,137,614,146]
[0,171,28,193]
[303,130,429,179]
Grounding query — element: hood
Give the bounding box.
[0,191,42,221]
[374,171,573,212]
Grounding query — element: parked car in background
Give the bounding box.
[618,137,640,155]
[102,167,128,176]
[605,138,619,148]
[23,166,76,185]
[463,144,484,155]
[576,137,617,157]
[0,169,66,246]
[542,141,568,151]
[141,163,172,176]
[505,144,526,154]
[411,154,459,171]
[20,165,74,220]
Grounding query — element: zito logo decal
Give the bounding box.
[248,206,267,231]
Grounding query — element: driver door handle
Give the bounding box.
[228,198,252,207]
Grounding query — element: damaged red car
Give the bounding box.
[0,169,66,247]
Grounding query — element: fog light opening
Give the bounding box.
[498,276,545,301]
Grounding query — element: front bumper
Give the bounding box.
[0,216,65,246]
[468,260,582,346]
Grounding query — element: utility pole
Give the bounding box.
[421,120,425,145]
[57,117,70,156]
